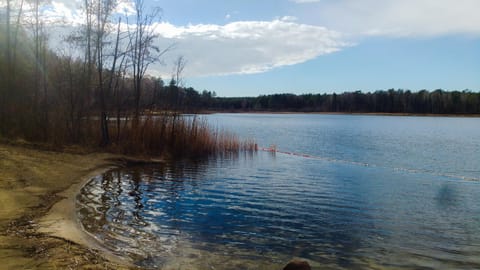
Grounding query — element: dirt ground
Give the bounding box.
[0,142,134,269]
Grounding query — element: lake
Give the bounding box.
[77,114,480,269]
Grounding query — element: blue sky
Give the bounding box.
[25,0,480,96]
[190,36,480,96]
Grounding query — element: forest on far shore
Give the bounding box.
[132,83,480,115]
[205,89,480,114]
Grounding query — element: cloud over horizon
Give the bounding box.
[29,1,348,78]
[150,18,348,77]
[25,0,480,79]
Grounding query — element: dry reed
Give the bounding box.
[108,114,256,158]
[8,111,255,159]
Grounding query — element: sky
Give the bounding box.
[16,0,480,96]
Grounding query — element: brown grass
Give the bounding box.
[4,110,256,159]
[107,114,256,158]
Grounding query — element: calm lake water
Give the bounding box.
[78,114,480,269]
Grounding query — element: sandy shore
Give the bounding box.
[0,142,133,269]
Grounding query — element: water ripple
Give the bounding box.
[77,153,480,269]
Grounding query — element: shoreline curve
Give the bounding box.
[37,165,135,267]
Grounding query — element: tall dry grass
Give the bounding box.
[5,110,255,159]
[107,114,257,158]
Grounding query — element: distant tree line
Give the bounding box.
[206,90,480,114]
[147,86,480,115]
[133,85,480,115]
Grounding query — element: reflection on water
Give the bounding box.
[78,114,480,269]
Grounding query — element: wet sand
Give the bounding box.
[0,142,133,269]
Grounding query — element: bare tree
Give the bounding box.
[33,0,41,112]
[29,0,50,139]
[5,0,11,66]
[71,0,120,146]
[40,29,49,140]
[169,55,187,141]
[108,17,129,143]
[0,0,12,134]
[173,55,186,88]
[60,0,96,142]
[127,0,171,124]
[10,0,23,85]
[1,0,28,135]
[83,0,94,127]
[0,0,11,133]
[93,0,117,146]
[170,55,187,111]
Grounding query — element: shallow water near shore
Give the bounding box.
[78,114,480,269]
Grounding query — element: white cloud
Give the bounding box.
[43,1,84,25]
[309,0,480,37]
[40,13,348,78]
[30,1,347,78]
[114,1,136,16]
[25,0,480,39]
[148,18,348,77]
[31,0,135,25]
[279,16,298,22]
[48,0,82,11]
[29,0,480,80]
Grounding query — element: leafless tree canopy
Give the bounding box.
[0,0,252,156]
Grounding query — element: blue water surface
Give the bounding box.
[78,114,480,269]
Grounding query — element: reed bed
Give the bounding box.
[107,114,257,158]
[7,111,256,159]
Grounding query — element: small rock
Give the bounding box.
[283,259,311,270]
